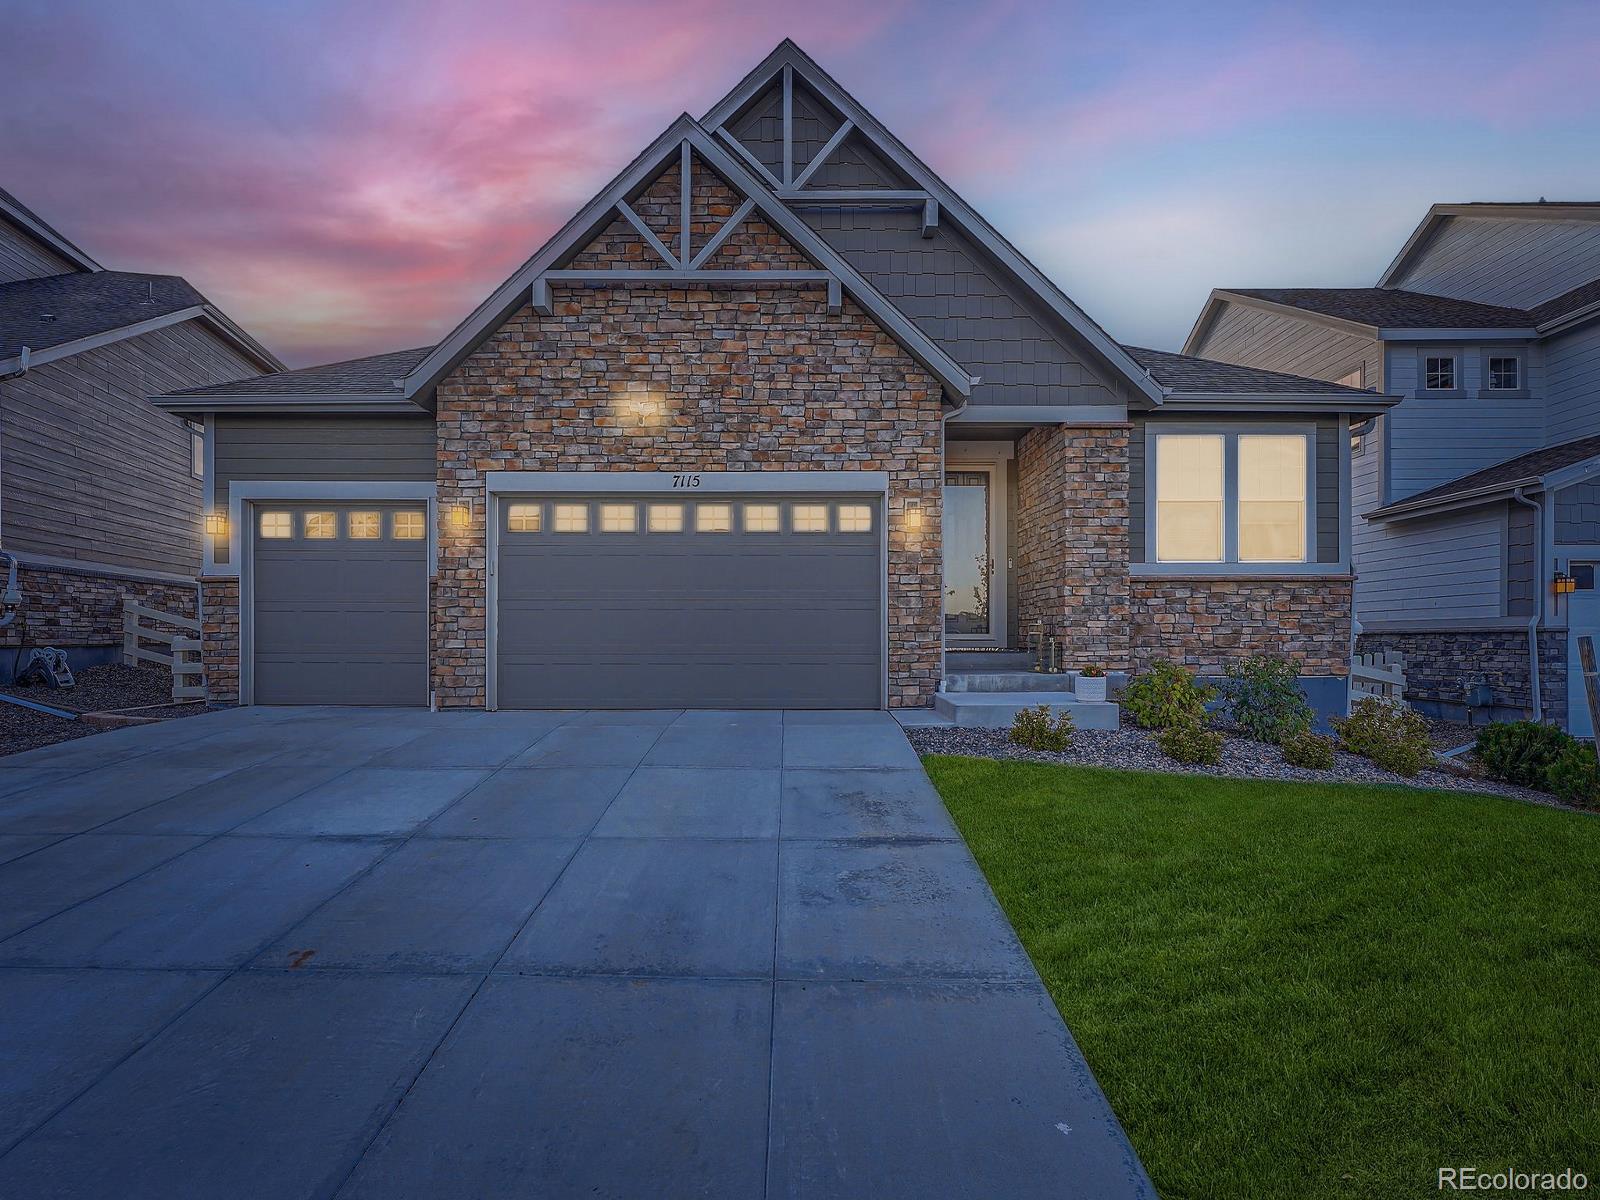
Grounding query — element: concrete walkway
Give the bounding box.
[0,706,1153,1199]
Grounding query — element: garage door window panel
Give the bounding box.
[648,504,684,533]
[507,503,542,533]
[392,511,426,540]
[348,512,381,539]
[304,511,338,540]
[792,504,828,533]
[601,503,638,533]
[696,504,732,533]
[743,504,780,533]
[554,504,589,533]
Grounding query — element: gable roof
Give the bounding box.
[700,40,1165,408]
[1380,201,1600,289]
[159,346,432,411]
[1125,345,1383,397]
[0,185,101,273]
[0,270,282,374]
[1368,434,1600,522]
[395,112,975,407]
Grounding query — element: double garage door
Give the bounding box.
[247,491,884,709]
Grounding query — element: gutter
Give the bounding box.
[1510,487,1544,722]
[0,346,30,381]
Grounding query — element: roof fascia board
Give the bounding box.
[702,43,1165,406]
[1378,205,1446,287]
[1366,478,1537,523]
[1378,326,1537,341]
[196,306,286,372]
[1157,394,1399,417]
[1180,293,1228,355]
[1541,455,1600,491]
[152,395,429,415]
[0,196,101,273]
[948,403,1127,425]
[0,305,207,375]
[1538,299,1600,337]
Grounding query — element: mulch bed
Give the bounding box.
[0,663,217,757]
[905,723,1580,810]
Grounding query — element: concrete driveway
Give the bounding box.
[0,706,1152,1199]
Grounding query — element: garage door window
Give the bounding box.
[648,503,683,533]
[348,511,381,539]
[304,511,337,539]
[601,503,637,533]
[259,511,292,539]
[837,504,872,533]
[792,504,828,533]
[743,503,780,532]
[696,503,732,533]
[554,504,589,533]
[392,511,426,540]
[507,503,542,532]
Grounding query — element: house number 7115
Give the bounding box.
[671,474,702,488]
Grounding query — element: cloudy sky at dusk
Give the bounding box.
[5,0,1597,367]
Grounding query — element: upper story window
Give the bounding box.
[1488,356,1521,391]
[1424,355,1456,391]
[1152,430,1311,566]
[187,420,204,480]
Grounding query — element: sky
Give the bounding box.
[4,0,1598,368]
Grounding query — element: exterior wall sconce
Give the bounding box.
[449,503,471,531]
[204,511,228,539]
[1553,570,1576,596]
[903,499,924,533]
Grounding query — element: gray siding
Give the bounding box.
[1383,343,1545,502]
[1192,300,1381,387]
[1507,500,1536,616]
[211,415,436,566]
[1544,321,1600,444]
[1128,416,1340,564]
[0,319,258,576]
[805,208,1126,406]
[1392,215,1600,308]
[0,216,76,284]
[1354,505,1507,623]
[1555,480,1600,545]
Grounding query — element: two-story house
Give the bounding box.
[0,186,281,678]
[1186,201,1600,731]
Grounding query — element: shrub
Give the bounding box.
[1122,660,1216,731]
[1333,698,1435,778]
[1282,729,1336,771]
[1008,704,1075,753]
[1222,654,1315,745]
[1158,720,1223,766]
[1473,721,1574,789]
[1546,742,1600,808]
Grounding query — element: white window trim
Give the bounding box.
[1138,423,1332,577]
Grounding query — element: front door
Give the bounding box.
[943,470,993,640]
[1566,562,1600,736]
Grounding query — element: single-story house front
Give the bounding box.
[155,41,1395,715]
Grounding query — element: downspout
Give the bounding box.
[1511,487,1543,722]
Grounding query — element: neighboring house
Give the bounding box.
[1186,201,1600,730]
[0,185,282,676]
[154,41,1389,715]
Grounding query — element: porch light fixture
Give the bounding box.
[449,503,471,531]
[204,511,228,539]
[1553,570,1577,596]
[903,499,924,533]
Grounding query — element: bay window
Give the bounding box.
[1152,429,1312,567]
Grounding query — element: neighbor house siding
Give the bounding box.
[1383,342,1545,502]
[1355,507,1507,623]
[1507,500,1537,617]
[0,216,76,283]
[804,208,1127,407]
[210,415,436,565]
[1544,322,1600,445]
[1192,300,1381,387]
[1554,480,1600,545]
[0,319,259,576]
[1390,215,1600,308]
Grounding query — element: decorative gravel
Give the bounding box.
[905,723,1579,809]
[0,663,216,758]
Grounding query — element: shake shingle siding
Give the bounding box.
[1392,215,1600,308]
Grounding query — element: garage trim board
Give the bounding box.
[484,472,891,711]
[230,480,437,706]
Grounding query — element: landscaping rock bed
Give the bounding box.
[905,723,1569,807]
[0,663,216,757]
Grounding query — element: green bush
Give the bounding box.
[1222,654,1315,745]
[1473,721,1574,789]
[1158,721,1223,766]
[1122,660,1216,731]
[1546,742,1600,808]
[1008,704,1075,752]
[1333,698,1435,778]
[1281,729,1336,771]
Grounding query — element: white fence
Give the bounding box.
[1351,650,1406,702]
[122,598,205,702]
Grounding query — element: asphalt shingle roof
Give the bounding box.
[0,271,208,360]
[162,346,432,397]
[1377,434,1600,514]
[1228,287,1534,329]
[1122,345,1378,396]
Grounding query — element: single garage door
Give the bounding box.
[495,494,883,709]
[250,502,429,705]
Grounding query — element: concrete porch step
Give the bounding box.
[933,692,1121,730]
[945,650,1032,672]
[942,671,1077,693]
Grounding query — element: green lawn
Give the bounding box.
[923,755,1600,1200]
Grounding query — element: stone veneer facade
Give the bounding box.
[1356,629,1565,726]
[431,155,944,708]
[1130,578,1353,675]
[0,565,198,681]
[199,577,240,704]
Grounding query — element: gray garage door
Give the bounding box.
[495,494,883,709]
[250,502,428,705]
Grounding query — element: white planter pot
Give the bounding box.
[1075,675,1107,703]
